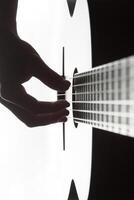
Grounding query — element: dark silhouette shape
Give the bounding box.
[67,0,77,17]
[0,0,70,127]
[68,180,79,200]
[88,0,134,200]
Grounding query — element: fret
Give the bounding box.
[74,117,133,136]
[73,55,134,137]
[73,109,134,118]
[72,100,134,105]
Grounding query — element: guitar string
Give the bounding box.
[73,118,133,136]
[65,71,133,81]
[61,57,133,134]
[72,109,134,117]
[57,90,133,96]
[64,57,132,81]
[60,100,134,105]
[67,108,133,118]
[67,113,132,122]
[65,56,133,79]
[60,74,133,88]
[65,96,134,124]
[58,59,133,119]
[57,68,132,99]
[57,86,133,100]
[58,75,132,93]
[64,101,133,121]
[57,97,133,103]
[65,68,132,81]
[65,79,133,134]
[66,70,131,80]
[72,66,131,79]
[67,113,133,127]
[57,79,134,97]
[73,117,132,126]
[66,108,133,136]
[66,116,133,132]
[72,78,132,87]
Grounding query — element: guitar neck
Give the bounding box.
[73,56,134,137]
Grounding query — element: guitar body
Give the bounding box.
[48,0,92,199]
[59,0,92,199]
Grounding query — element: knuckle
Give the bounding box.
[25,122,35,128]
[25,122,34,128]
[24,118,37,128]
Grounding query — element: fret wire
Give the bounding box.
[58,69,133,101]
[73,109,134,118]
[63,92,133,99]
[64,56,134,82]
[85,67,87,121]
[71,56,133,133]
[72,75,134,88]
[73,117,133,129]
[57,92,129,96]
[58,75,133,101]
[75,105,129,114]
[73,117,132,136]
[73,111,132,124]
[57,81,133,96]
[68,100,134,105]
[57,85,134,96]
[73,56,134,79]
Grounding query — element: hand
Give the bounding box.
[0,31,70,127]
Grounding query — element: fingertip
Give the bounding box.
[63,117,67,123]
[66,102,70,107]
[57,100,70,107]
[60,80,71,91]
[60,117,68,123]
[65,109,69,116]
[64,80,71,90]
[66,80,71,87]
[64,101,70,107]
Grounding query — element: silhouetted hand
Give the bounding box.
[0,30,70,127]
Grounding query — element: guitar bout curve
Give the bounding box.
[73,67,79,128]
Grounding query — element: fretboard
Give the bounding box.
[73,56,134,137]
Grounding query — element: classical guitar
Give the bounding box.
[0,0,133,200]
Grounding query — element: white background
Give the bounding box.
[0,0,64,199]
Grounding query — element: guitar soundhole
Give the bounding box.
[73,68,78,128]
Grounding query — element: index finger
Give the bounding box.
[1,84,70,114]
[31,55,70,91]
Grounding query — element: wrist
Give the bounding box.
[0,19,18,36]
[0,0,18,35]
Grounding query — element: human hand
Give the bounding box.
[0,31,70,127]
